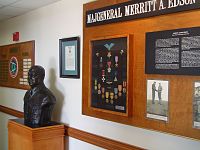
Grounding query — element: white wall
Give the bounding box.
[0,112,17,150]
[0,0,200,150]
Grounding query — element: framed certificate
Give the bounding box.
[59,37,80,78]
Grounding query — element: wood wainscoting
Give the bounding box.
[0,105,145,150]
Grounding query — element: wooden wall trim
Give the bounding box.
[66,127,144,150]
[0,105,23,118]
[0,105,145,150]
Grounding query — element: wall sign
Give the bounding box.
[86,0,199,27]
[145,26,200,75]
[0,41,35,90]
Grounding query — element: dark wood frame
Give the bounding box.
[59,37,80,78]
[89,34,133,116]
[83,34,133,119]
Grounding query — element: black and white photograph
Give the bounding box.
[146,79,169,121]
[193,82,200,128]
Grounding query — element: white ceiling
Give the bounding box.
[0,0,61,22]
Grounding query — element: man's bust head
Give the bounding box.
[24,65,56,127]
[28,65,45,88]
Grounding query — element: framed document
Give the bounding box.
[59,37,80,78]
[146,79,169,122]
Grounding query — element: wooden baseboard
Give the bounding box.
[0,105,145,150]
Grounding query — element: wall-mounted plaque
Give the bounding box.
[91,36,128,113]
[0,41,35,90]
[145,26,200,75]
[146,79,169,122]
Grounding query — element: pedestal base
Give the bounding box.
[8,119,65,150]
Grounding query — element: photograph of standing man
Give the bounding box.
[158,83,162,105]
[152,82,157,104]
[147,79,169,121]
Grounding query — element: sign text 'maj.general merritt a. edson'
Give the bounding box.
[86,0,199,27]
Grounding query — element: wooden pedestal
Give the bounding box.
[8,119,65,150]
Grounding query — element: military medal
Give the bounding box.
[110,92,114,104]
[123,81,127,93]
[107,86,112,89]
[107,51,112,58]
[120,49,124,55]
[104,43,114,59]
[115,56,118,67]
[105,92,109,103]
[114,71,118,82]
[104,43,114,51]
[98,83,101,94]
[99,57,103,68]
[94,79,97,90]
[118,85,122,96]
[101,87,105,99]
[106,81,112,85]
[102,70,105,82]
[114,88,118,99]
[107,61,111,73]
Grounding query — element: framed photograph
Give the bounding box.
[193,81,200,129]
[146,79,169,122]
[59,37,80,78]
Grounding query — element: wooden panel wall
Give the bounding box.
[82,0,200,140]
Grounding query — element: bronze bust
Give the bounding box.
[24,65,56,127]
